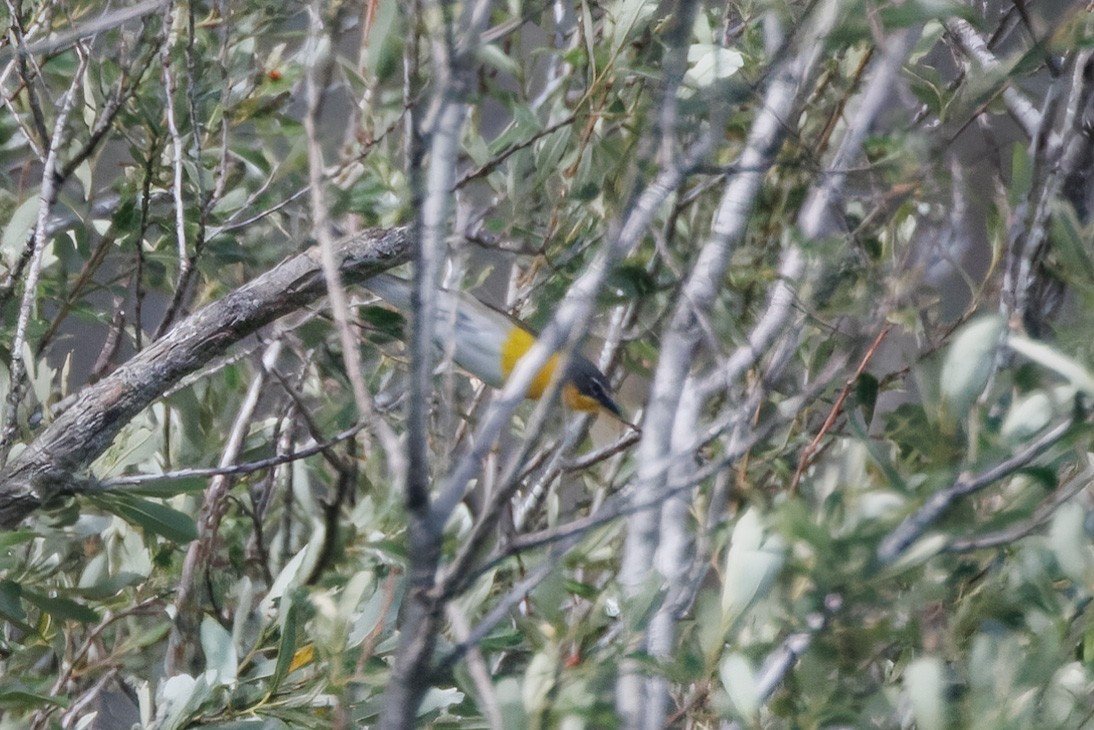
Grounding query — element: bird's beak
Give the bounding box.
[599,393,624,419]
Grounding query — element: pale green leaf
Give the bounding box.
[721,508,785,625]
[152,673,210,730]
[904,656,946,730]
[1,196,40,267]
[719,653,759,719]
[1050,502,1094,585]
[940,315,1004,416]
[683,44,744,90]
[607,0,658,55]
[348,577,390,649]
[1007,335,1094,395]
[261,540,321,620]
[417,686,465,717]
[200,615,238,688]
[522,651,557,715]
[477,43,521,77]
[1001,385,1075,443]
[881,533,948,575]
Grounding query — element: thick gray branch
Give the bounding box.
[0,226,409,529]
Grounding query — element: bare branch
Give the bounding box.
[877,415,1076,564]
[946,463,1094,553]
[303,4,405,488]
[380,0,494,723]
[944,18,1041,138]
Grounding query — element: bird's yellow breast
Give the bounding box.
[500,326,561,399]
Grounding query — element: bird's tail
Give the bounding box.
[364,273,413,310]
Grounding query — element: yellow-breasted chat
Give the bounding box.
[365,274,622,417]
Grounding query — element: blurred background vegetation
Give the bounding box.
[3,0,1094,728]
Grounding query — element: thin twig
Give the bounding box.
[789,324,893,492]
[302,5,405,489]
[0,0,169,62]
[946,463,1094,552]
[97,422,369,488]
[0,49,90,466]
[165,340,281,675]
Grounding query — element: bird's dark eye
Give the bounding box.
[591,378,614,402]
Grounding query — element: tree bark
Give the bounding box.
[0,226,409,529]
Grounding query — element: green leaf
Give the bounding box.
[1010,143,1033,206]
[854,372,880,423]
[904,656,946,730]
[88,492,198,543]
[361,304,406,341]
[1,195,40,266]
[1001,385,1075,443]
[719,653,759,719]
[721,508,785,627]
[682,44,744,93]
[0,579,26,623]
[418,686,465,717]
[0,529,37,549]
[940,315,1004,417]
[201,615,238,688]
[269,593,300,694]
[0,690,68,710]
[522,651,557,715]
[477,44,521,78]
[1007,335,1094,395]
[22,590,100,623]
[606,263,658,300]
[881,533,948,575]
[153,673,211,730]
[1050,502,1094,585]
[563,579,599,600]
[607,0,657,55]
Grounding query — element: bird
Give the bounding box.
[364,273,623,418]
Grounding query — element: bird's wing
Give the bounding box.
[363,273,414,310]
[365,273,514,388]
